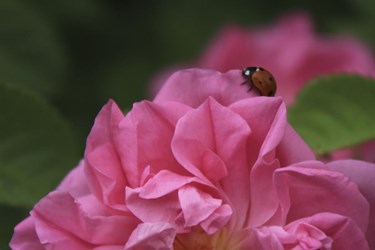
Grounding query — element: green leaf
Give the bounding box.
[0,83,79,208]
[0,0,66,96]
[288,74,375,154]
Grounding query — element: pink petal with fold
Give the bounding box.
[172,97,251,229]
[229,97,285,166]
[276,124,315,166]
[178,185,222,228]
[275,163,370,232]
[84,100,127,211]
[117,101,190,187]
[326,160,375,249]
[172,97,250,182]
[32,191,138,247]
[285,213,369,250]
[85,143,127,211]
[200,204,232,235]
[85,99,124,151]
[125,223,176,250]
[10,217,44,250]
[139,170,196,199]
[229,97,288,227]
[126,187,184,231]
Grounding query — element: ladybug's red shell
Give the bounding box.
[242,67,277,96]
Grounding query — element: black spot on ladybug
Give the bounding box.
[269,77,273,81]
[268,91,274,96]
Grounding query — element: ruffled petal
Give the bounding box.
[326,160,375,249]
[124,222,176,250]
[31,191,139,247]
[85,143,127,212]
[84,100,127,211]
[117,101,190,187]
[229,97,285,165]
[126,187,184,232]
[172,97,250,182]
[172,97,251,228]
[139,170,196,199]
[200,204,232,235]
[230,97,287,226]
[274,162,370,232]
[285,213,369,250]
[126,172,231,234]
[178,185,222,228]
[10,217,44,250]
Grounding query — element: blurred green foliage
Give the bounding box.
[0,82,78,208]
[289,74,375,154]
[1,0,375,248]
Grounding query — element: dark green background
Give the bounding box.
[1,0,375,248]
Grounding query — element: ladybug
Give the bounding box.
[241,66,277,96]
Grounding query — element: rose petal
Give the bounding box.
[86,99,124,150]
[154,69,256,107]
[249,227,285,250]
[326,160,375,249]
[85,143,127,211]
[178,185,222,228]
[285,213,369,250]
[200,204,232,235]
[200,149,228,182]
[31,191,138,247]
[117,100,190,187]
[276,124,315,165]
[286,222,333,249]
[57,160,90,198]
[274,163,370,232]
[230,97,287,226]
[229,97,285,165]
[10,217,44,250]
[84,100,127,211]
[172,97,250,183]
[172,97,251,228]
[126,187,184,231]
[124,222,176,250]
[139,170,196,199]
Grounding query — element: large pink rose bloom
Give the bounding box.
[11,69,375,249]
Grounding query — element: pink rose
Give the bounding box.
[11,69,375,249]
[195,13,375,104]
[150,12,375,163]
[151,13,375,105]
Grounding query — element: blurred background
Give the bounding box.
[1,0,375,248]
